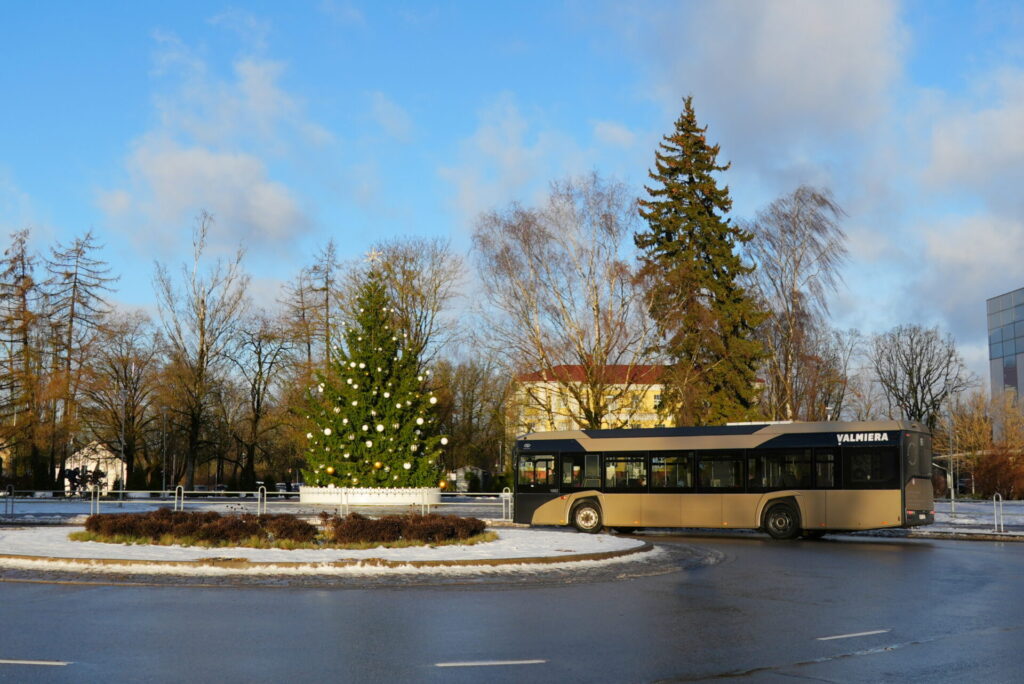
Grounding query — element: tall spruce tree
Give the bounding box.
[634,96,765,425]
[303,268,445,488]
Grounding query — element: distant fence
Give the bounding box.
[0,488,513,521]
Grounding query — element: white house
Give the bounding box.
[59,442,124,494]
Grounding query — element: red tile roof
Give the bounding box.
[517,364,665,385]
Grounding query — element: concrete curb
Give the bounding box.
[0,540,654,573]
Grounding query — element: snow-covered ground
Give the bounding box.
[0,526,656,578]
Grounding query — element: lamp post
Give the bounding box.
[161,408,167,497]
[119,388,126,506]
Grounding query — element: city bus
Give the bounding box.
[513,420,934,539]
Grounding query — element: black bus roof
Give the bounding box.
[515,420,928,453]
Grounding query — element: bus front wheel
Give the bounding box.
[763,502,800,540]
[572,502,603,533]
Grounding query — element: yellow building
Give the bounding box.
[513,364,671,434]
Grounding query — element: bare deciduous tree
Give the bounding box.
[80,310,159,488]
[230,312,291,489]
[747,186,848,421]
[472,173,656,429]
[869,324,973,430]
[372,237,464,371]
[153,212,250,489]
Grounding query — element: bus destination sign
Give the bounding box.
[836,432,891,445]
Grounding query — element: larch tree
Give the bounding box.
[43,230,117,482]
[634,96,765,425]
[0,230,48,486]
[303,267,445,488]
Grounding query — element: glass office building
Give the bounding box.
[987,286,1024,396]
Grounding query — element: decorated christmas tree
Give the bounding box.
[303,267,445,488]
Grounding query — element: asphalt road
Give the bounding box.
[2,533,1022,682]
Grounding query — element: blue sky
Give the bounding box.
[3,0,1024,381]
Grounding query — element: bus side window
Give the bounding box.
[815,449,836,488]
[518,455,555,488]
[651,452,693,491]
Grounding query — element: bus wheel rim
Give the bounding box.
[577,508,598,528]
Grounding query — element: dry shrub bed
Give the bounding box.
[72,508,491,549]
[322,512,486,544]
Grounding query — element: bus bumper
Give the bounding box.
[904,509,934,526]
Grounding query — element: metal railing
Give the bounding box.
[89,485,100,516]
[994,493,1005,534]
[0,488,515,521]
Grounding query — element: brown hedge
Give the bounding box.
[83,509,318,543]
[322,512,486,544]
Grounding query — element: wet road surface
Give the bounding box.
[2,533,1023,682]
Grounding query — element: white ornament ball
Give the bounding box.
[365,440,373,448]
[376,424,384,432]
[403,462,411,470]
[362,424,369,431]
[324,428,332,436]
[306,432,313,439]
[429,397,437,405]
[416,418,424,426]
[383,392,390,398]
[440,437,448,445]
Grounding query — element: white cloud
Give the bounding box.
[208,10,271,52]
[0,168,33,231]
[635,0,905,184]
[115,135,305,248]
[369,92,413,141]
[438,94,584,227]
[925,69,1024,217]
[318,0,366,26]
[592,120,636,148]
[100,33,331,252]
[914,213,1024,339]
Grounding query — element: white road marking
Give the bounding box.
[435,659,546,668]
[816,629,891,641]
[0,659,70,666]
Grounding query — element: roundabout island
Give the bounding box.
[0,525,664,586]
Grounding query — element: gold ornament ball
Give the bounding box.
[325,466,335,475]
[439,480,448,489]
[373,461,383,469]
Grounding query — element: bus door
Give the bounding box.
[513,453,558,524]
[644,452,693,526]
[690,452,744,527]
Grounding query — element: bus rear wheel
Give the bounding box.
[764,502,800,540]
[572,502,603,533]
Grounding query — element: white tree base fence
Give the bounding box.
[300,486,441,514]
